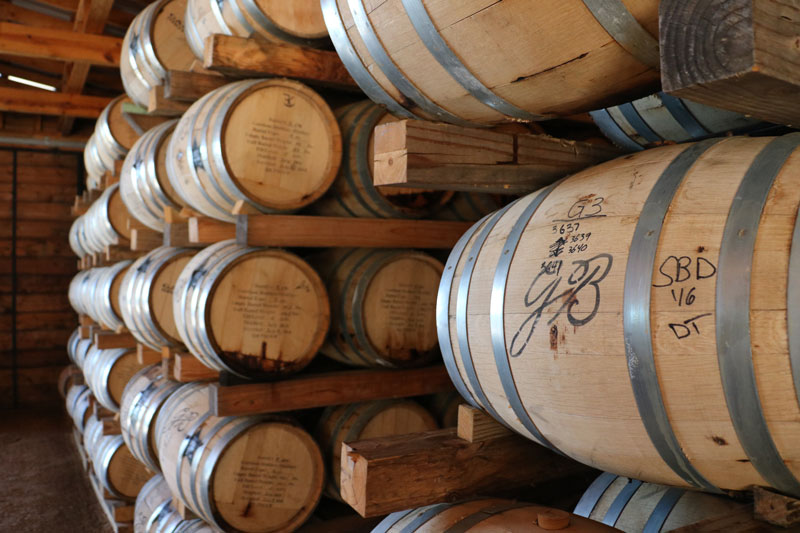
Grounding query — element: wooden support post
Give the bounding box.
[754,486,800,527]
[660,0,800,127]
[104,245,140,263]
[210,366,454,416]
[79,325,95,339]
[373,120,621,193]
[94,331,136,350]
[339,425,587,518]
[163,70,229,102]
[457,404,514,442]
[191,214,474,248]
[79,314,96,327]
[203,34,357,90]
[101,415,121,436]
[136,344,162,365]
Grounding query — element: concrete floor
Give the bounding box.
[0,409,112,532]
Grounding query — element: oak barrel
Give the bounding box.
[172,240,329,378]
[120,120,186,231]
[80,183,132,253]
[166,78,341,222]
[373,498,618,532]
[82,345,147,412]
[312,248,442,368]
[91,433,154,500]
[323,0,660,125]
[156,383,325,532]
[84,133,107,191]
[94,95,165,172]
[311,101,452,219]
[135,474,173,533]
[317,399,437,499]
[592,92,767,152]
[120,365,182,472]
[65,384,92,433]
[67,327,81,365]
[438,134,800,495]
[58,364,82,399]
[119,246,198,351]
[184,0,328,60]
[574,473,750,532]
[121,0,197,107]
[69,262,132,330]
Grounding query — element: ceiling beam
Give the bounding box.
[0,3,73,30]
[0,86,112,117]
[59,0,114,133]
[0,56,123,93]
[18,0,135,30]
[0,21,121,66]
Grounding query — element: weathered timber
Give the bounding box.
[203,34,357,89]
[94,331,136,350]
[660,0,800,126]
[0,86,112,118]
[163,70,229,102]
[0,22,121,66]
[754,486,800,528]
[340,427,587,517]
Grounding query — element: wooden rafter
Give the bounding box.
[59,0,114,133]
[22,0,135,30]
[0,86,111,117]
[0,22,121,66]
[0,56,123,93]
[0,3,73,31]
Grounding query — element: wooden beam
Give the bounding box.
[0,22,120,66]
[210,366,454,416]
[163,70,229,102]
[374,120,622,193]
[340,426,587,518]
[59,0,115,134]
[204,34,357,89]
[0,86,111,118]
[26,0,135,30]
[0,3,74,31]
[147,85,190,116]
[754,486,800,528]
[660,0,800,127]
[93,331,136,349]
[189,214,474,249]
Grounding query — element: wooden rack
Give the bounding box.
[189,213,472,249]
[203,35,357,90]
[209,365,453,417]
[339,405,589,518]
[373,119,622,193]
[88,471,134,533]
[93,331,136,350]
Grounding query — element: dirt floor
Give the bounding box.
[0,409,112,532]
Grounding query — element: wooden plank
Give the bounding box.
[211,366,454,416]
[754,486,800,527]
[101,416,121,435]
[173,352,219,383]
[188,216,235,244]
[163,70,229,102]
[0,3,74,31]
[104,245,140,263]
[660,0,800,127]
[130,227,162,252]
[94,332,136,350]
[0,86,112,118]
[147,85,190,116]
[339,428,587,518]
[0,22,121,66]
[374,120,622,193]
[136,344,162,365]
[204,34,357,89]
[457,404,514,443]
[672,506,782,532]
[189,215,473,249]
[27,0,135,30]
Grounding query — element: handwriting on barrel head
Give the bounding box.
[509,254,613,358]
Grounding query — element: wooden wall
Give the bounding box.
[0,149,80,409]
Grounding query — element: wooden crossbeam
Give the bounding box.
[188,214,473,249]
[0,86,113,117]
[163,70,229,102]
[0,3,74,31]
[204,34,357,89]
[0,22,121,66]
[59,0,115,133]
[374,120,622,193]
[210,366,454,416]
[340,405,589,517]
[27,0,135,30]
[660,0,800,127]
